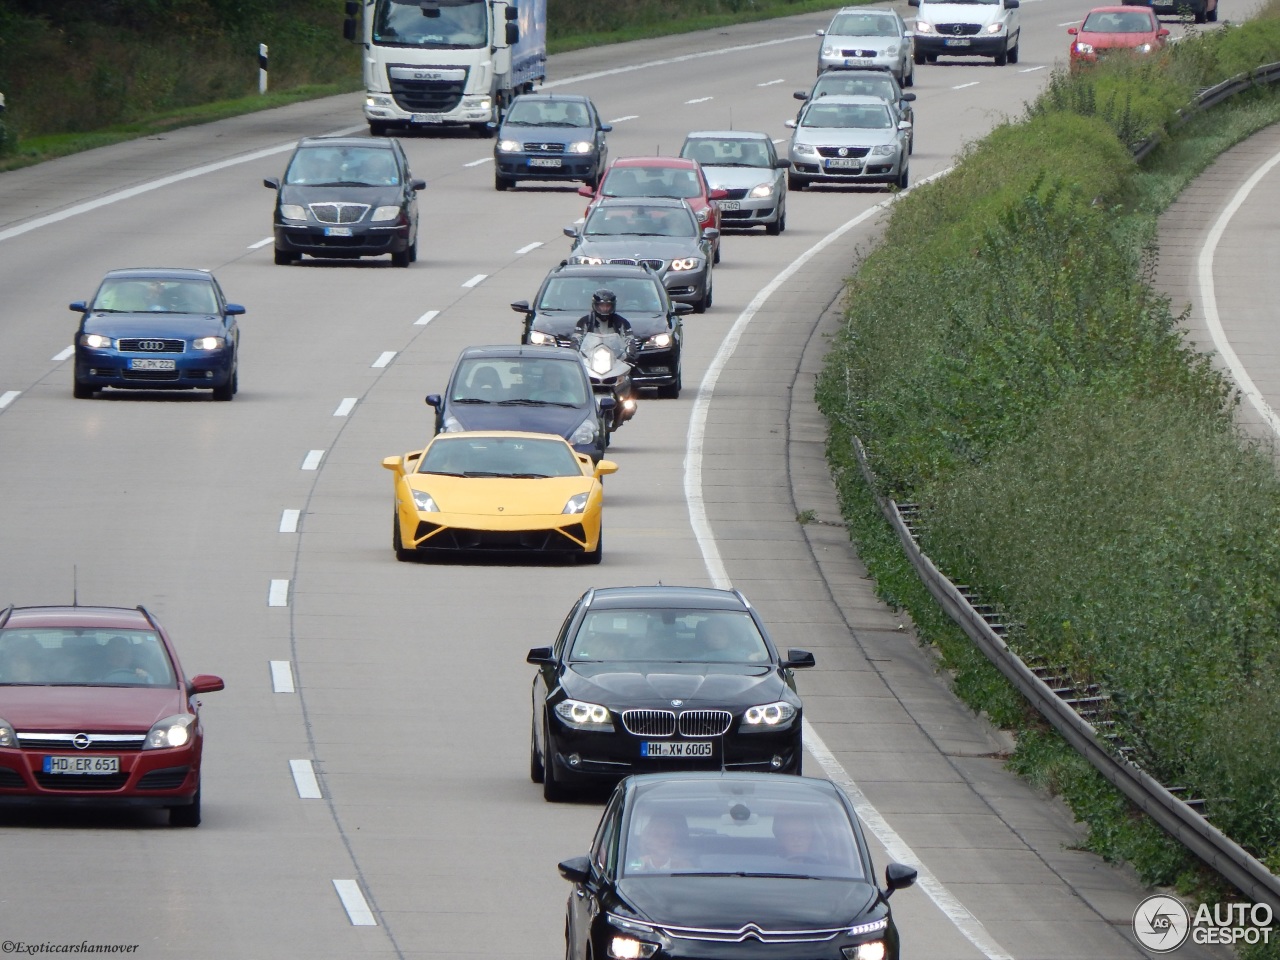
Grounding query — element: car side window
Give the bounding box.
[553,599,584,658]
[591,792,624,879]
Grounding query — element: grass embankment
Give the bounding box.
[816,4,1280,941]
[0,0,838,171]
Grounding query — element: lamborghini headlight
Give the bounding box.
[563,492,589,514]
[411,489,440,512]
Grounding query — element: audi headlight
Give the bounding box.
[870,144,897,156]
[568,141,593,154]
[645,333,672,349]
[279,203,306,220]
[590,346,614,375]
[441,415,465,433]
[669,258,701,272]
[915,20,935,32]
[572,255,605,265]
[192,336,226,351]
[144,714,195,750]
[748,182,773,199]
[743,701,797,727]
[563,492,589,514]
[411,489,439,513]
[370,205,402,223]
[985,21,1005,33]
[609,937,659,960]
[0,717,14,748]
[570,416,599,445]
[79,333,114,349]
[529,329,557,346]
[555,699,613,731]
[497,138,522,153]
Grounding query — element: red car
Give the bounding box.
[0,604,224,826]
[1068,6,1168,66]
[579,156,728,263]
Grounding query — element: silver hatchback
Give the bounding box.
[679,131,790,235]
[816,7,915,86]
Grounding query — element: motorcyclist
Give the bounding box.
[575,289,635,342]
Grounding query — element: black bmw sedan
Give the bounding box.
[527,585,815,802]
[558,772,918,960]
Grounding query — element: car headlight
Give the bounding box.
[571,255,606,266]
[192,336,226,351]
[79,333,114,349]
[694,207,710,223]
[884,44,899,54]
[279,203,307,220]
[496,138,522,153]
[870,144,898,156]
[645,332,672,349]
[411,489,439,512]
[915,20,935,32]
[529,329,558,346]
[563,492,589,514]
[748,182,773,199]
[568,141,594,154]
[609,937,659,960]
[370,205,402,223]
[570,416,599,446]
[985,21,1005,33]
[792,142,818,158]
[841,940,888,960]
[367,95,393,107]
[1075,41,1095,53]
[0,717,14,748]
[144,714,195,750]
[554,699,614,731]
[669,257,701,271]
[1135,42,1153,53]
[743,701,797,727]
[441,415,465,433]
[821,44,838,57]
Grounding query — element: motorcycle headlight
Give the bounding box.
[144,714,195,750]
[279,203,307,220]
[497,138,522,153]
[569,416,599,445]
[645,333,672,349]
[554,698,613,731]
[79,333,114,349]
[411,489,439,513]
[370,205,402,223]
[529,329,557,346]
[669,258,700,271]
[743,701,797,727]
[568,141,593,154]
[563,492,589,514]
[748,182,773,199]
[192,336,226,351]
[590,346,614,375]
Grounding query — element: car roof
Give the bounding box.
[592,196,693,210]
[833,5,899,16]
[623,771,843,794]
[430,430,575,444]
[510,93,593,104]
[102,267,214,282]
[1085,4,1156,10]
[808,95,892,107]
[1,605,156,631]
[610,156,699,170]
[296,136,396,151]
[584,585,752,611]
[456,344,583,361]
[684,130,771,142]
[548,263,659,280]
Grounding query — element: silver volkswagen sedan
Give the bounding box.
[786,95,911,192]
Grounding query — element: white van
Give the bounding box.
[908,0,1021,66]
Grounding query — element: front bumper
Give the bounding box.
[663,268,711,305]
[274,222,412,259]
[75,348,234,391]
[397,507,602,556]
[913,32,1009,56]
[790,156,903,186]
[818,52,903,74]
[495,153,599,182]
[0,744,201,807]
[632,348,680,388]
[716,192,781,228]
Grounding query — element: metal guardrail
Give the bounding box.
[850,436,1280,911]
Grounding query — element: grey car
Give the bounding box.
[795,69,916,155]
[564,197,717,313]
[817,7,915,86]
[786,95,911,191]
[679,131,790,235]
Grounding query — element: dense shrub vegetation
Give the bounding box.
[817,6,1280,907]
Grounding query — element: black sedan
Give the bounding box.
[559,772,918,960]
[493,93,612,190]
[263,136,425,267]
[527,585,815,802]
[512,262,690,398]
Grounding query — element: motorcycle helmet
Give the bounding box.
[592,289,617,318]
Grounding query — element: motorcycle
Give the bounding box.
[575,329,638,434]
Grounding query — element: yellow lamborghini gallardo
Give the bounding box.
[382,431,618,564]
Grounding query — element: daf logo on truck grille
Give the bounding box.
[137,340,167,351]
[414,71,444,80]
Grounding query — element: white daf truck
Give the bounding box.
[343,0,547,137]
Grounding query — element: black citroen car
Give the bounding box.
[263,136,425,267]
[527,586,815,802]
[558,772,918,960]
[512,262,690,398]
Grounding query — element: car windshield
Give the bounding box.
[450,359,588,405]
[801,103,893,130]
[621,778,866,880]
[568,610,769,663]
[90,278,219,314]
[371,0,486,48]
[539,277,664,313]
[813,75,898,101]
[602,166,702,200]
[505,100,592,127]
[1082,10,1154,30]
[828,13,900,36]
[0,628,175,687]
[285,146,400,186]
[584,204,698,239]
[681,139,772,168]
[417,435,582,478]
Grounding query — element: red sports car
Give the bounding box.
[1068,6,1168,66]
[0,604,224,826]
[579,156,728,263]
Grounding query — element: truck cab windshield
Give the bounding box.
[373,0,487,49]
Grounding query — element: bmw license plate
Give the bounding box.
[44,755,119,774]
[944,37,971,46]
[720,200,741,210]
[825,158,862,170]
[529,157,562,168]
[129,358,176,371]
[411,113,443,124]
[324,226,352,237]
[642,742,713,758]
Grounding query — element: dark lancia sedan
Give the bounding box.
[264,136,425,267]
[527,586,815,801]
[559,772,918,960]
[0,604,224,826]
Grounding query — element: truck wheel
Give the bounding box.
[369,121,389,137]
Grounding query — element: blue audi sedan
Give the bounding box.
[70,268,244,401]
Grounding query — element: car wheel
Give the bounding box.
[712,238,721,265]
[580,528,603,565]
[495,172,511,191]
[908,132,914,156]
[542,719,572,802]
[231,366,239,396]
[530,709,545,783]
[169,785,201,827]
[904,62,915,87]
[896,165,909,191]
[212,377,234,402]
[73,379,94,400]
[273,247,297,266]
[787,172,806,191]
[391,247,411,268]
[766,205,784,236]
[1008,41,1020,64]
[994,47,1008,66]
[393,512,414,562]
[408,237,418,263]
[659,365,682,399]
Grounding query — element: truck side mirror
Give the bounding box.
[506,22,519,45]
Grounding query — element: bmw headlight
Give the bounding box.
[192,336,226,351]
[0,717,14,748]
[441,414,465,433]
[529,329,558,346]
[569,416,599,446]
[985,21,1005,33]
[645,332,672,349]
[914,20,935,32]
[279,203,307,220]
[555,699,614,731]
[571,255,606,266]
[411,489,439,513]
[870,144,898,157]
[497,138,522,153]
[563,492,589,514]
[144,714,195,750]
[669,258,701,272]
[370,205,402,223]
[79,333,115,349]
[743,701,797,727]
[609,937,659,960]
[748,182,773,199]
[568,141,593,154]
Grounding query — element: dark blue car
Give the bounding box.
[426,345,612,462]
[70,268,244,401]
[493,93,611,191]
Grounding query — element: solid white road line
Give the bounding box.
[302,450,325,470]
[52,346,74,362]
[415,310,440,326]
[608,115,640,123]
[279,509,300,533]
[332,879,377,926]
[952,82,981,90]
[516,241,543,255]
[268,579,289,607]
[248,237,273,249]
[462,274,487,288]
[0,391,19,410]
[372,351,396,368]
[270,659,296,693]
[334,397,358,417]
[290,759,323,799]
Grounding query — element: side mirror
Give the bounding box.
[342,18,357,42]
[599,396,617,413]
[411,178,427,191]
[782,649,816,669]
[908,0,921,6]
[511,300,532,314]
[600,123,613,133]
[1006,0,1019,7]
[69,301,87,313]
[506,22,519,45]
[774,158,791,169]
[558,856,591,885]
[382,455,404,473]
[188,674,225,695]
[673,302,695,316]
[885,862,918,898]
[702,227,720,243]
[263,177,280,190]
[1158,27,1169,35]
[815,28,826,36]
[577,184,595,198]
[898,120,913,131]
[225,304,246,316]
[505,4,518,20]
[902,92,917,102]
[785,119,797,129]
[526,646,555,665]
[793,90,809,101]
[425,394,442,410]
[595,460,619,478]
[1067,26,1078,33]
[563,225,579,239]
